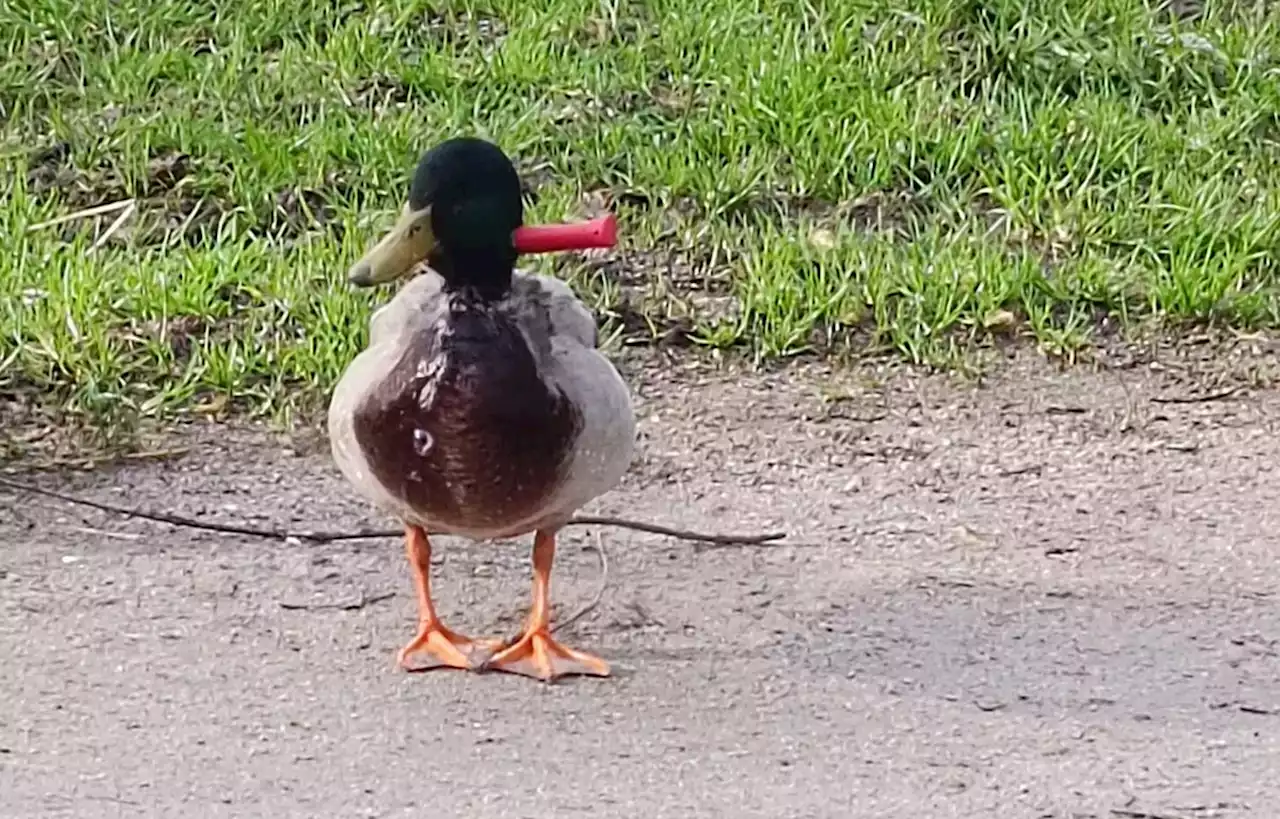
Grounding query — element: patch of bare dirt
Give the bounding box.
[571,0,655,46]
[24,142,345,247]
[344,73,411,111]
[541,248,710,348]
[1154,0,1269,21]
[418,10,508,48]
[546,80,709,127]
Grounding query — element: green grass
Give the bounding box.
[4,0,1280,428]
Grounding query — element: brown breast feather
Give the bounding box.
[352,296,581,530]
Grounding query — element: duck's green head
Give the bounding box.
[347,137,524,297]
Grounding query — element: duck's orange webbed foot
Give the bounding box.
[483,627,610,681]
[481,529,611,682]
[397,621,500,672]
[396,525,500,672]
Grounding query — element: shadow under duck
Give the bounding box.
[327,137,635,681]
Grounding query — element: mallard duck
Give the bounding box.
[327,137,635,682]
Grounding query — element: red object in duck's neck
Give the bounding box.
[512,213,618,254]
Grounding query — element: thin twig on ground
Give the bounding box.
[997,464,1043,478]
[278,591,396,611]
[0,475,786,546]
[1150,385,1243,405]
[1110,809,1188,819]
[550,532,609,636]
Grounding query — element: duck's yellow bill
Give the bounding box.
[347,205,434,287]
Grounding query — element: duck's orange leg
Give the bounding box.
[397,525,494,672]
[482,529,611,682]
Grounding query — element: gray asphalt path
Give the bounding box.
[3,359,1277,818]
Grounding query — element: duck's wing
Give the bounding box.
[503,272,636,524]
[507,270,600,354]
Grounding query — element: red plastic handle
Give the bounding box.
[513,213,618,254]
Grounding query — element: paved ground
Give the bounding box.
[3,352,1279,818]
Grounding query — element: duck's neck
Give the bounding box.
[430,247,514,302]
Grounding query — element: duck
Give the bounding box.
[326,137,636,682]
